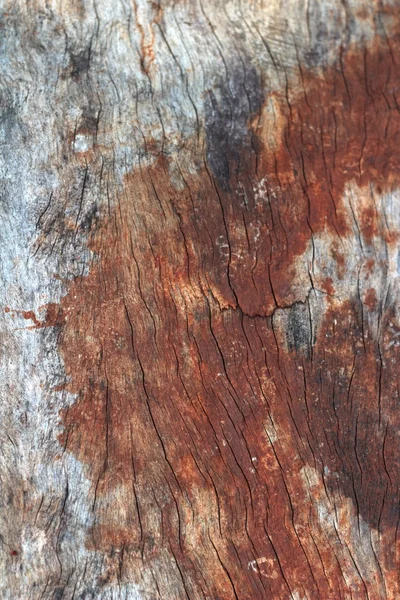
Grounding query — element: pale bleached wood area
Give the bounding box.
[1,0,400,598]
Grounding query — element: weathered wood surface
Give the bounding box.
[1,0,400,598]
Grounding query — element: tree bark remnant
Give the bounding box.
[1,1,400,598]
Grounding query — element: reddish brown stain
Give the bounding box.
[364,287,378,310]
[172,17,400,319]
[246,24,400,311]
[321,277,335,296]
[21,310,42,328]
[38,20,400,599]
[4,308,43,327]
[132,0,163,74]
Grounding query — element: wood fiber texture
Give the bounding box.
[1,1,400,598]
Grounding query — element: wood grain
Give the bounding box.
[1,1,400,598]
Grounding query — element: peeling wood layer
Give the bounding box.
[2,1,400,599]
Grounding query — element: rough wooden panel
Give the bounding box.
[1,0,400,598]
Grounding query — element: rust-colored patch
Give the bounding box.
[36,19,400,599]
[4,308,43,328]
[21,310,42,327]
[249,25,400,308]
[364,286,378,310]
[132,0,163,74]
[321,277,335,296]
